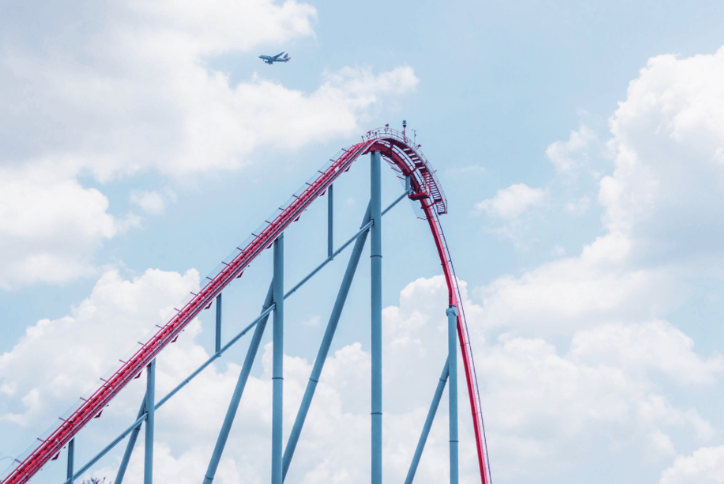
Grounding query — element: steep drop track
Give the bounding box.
[3,128,492,484]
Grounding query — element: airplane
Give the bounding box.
[259,52,290,65]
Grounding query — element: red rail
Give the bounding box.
[424,207,492,484]
[2,128,490,484]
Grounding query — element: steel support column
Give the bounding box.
[215,293,222,354]
[144,359,156,484]
[282,203,372,480]
[203,284,274,484]
[404,358,449,484]
[114,397,146,484]
[66,438,74,484]
[370,150,382,484]
[272,234,284,484]
[328,184,334,258]
[447,306,459,484]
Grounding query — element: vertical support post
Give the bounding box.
[144,359,156,484]
[370,150,383,484]
[404,358,449,484]
[405,175,411,194]
[203,284,274,484]
[447,306,459,484]
[215,293,222,354]
[272,234,284,484]
[115,396,146,484]
[282,204,372,480]
[328,184,334,258]
[66,438,74,484]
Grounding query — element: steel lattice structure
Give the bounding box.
[2,127,493,484]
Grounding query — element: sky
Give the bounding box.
[2,0,724,483]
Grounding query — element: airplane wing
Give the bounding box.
[273,52,285,60]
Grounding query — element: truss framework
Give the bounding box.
[2,128,492,484]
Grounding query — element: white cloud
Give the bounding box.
[0,271,477,484]
[130,190,166,214]
[477,45,724,335]
[302,315,321,327]
[470,46,724,479]
[659,446,724,484]
[0,268,200,425]
[562,195,590,216]
[480,233,683,332]
[550,244,566,257]
[0,164,133,289]
[0,0,418,289]
[2,268,720,483]
[569,320,724,387]
[599,47,724,262]
[545,125,598,175]
[477,333,711,475]
[130,0,318,56]
[384,277,716,479]
[474,184,546,219]
[480,47,724,333]
[0,1,417,181]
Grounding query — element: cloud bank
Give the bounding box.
[474,46,724,480]
[0,0,418,289]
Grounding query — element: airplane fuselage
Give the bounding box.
[259,52,290,65]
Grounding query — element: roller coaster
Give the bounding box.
[1,126,493,484]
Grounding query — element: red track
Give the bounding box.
[3,128,491,484]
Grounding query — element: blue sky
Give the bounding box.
[2,0,724,483]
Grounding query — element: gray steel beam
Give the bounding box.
[328,184,334,258]
[282,203,372,480]
[285,189,407,301]
[404,358,449,484]
[56,190,410,484]
[61,307,276,484]
[202,283,274,484]
[284,221,371,300]
[144,360,156,484]
[114,396,146,484]
[447,306,459,484]
[381,192,407,217]
[66,438,74,484]
[370,151,383,484]
[63,416,144,484]
[272,234,284,484]
[215,293,222,354]
[158,305,273,410]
